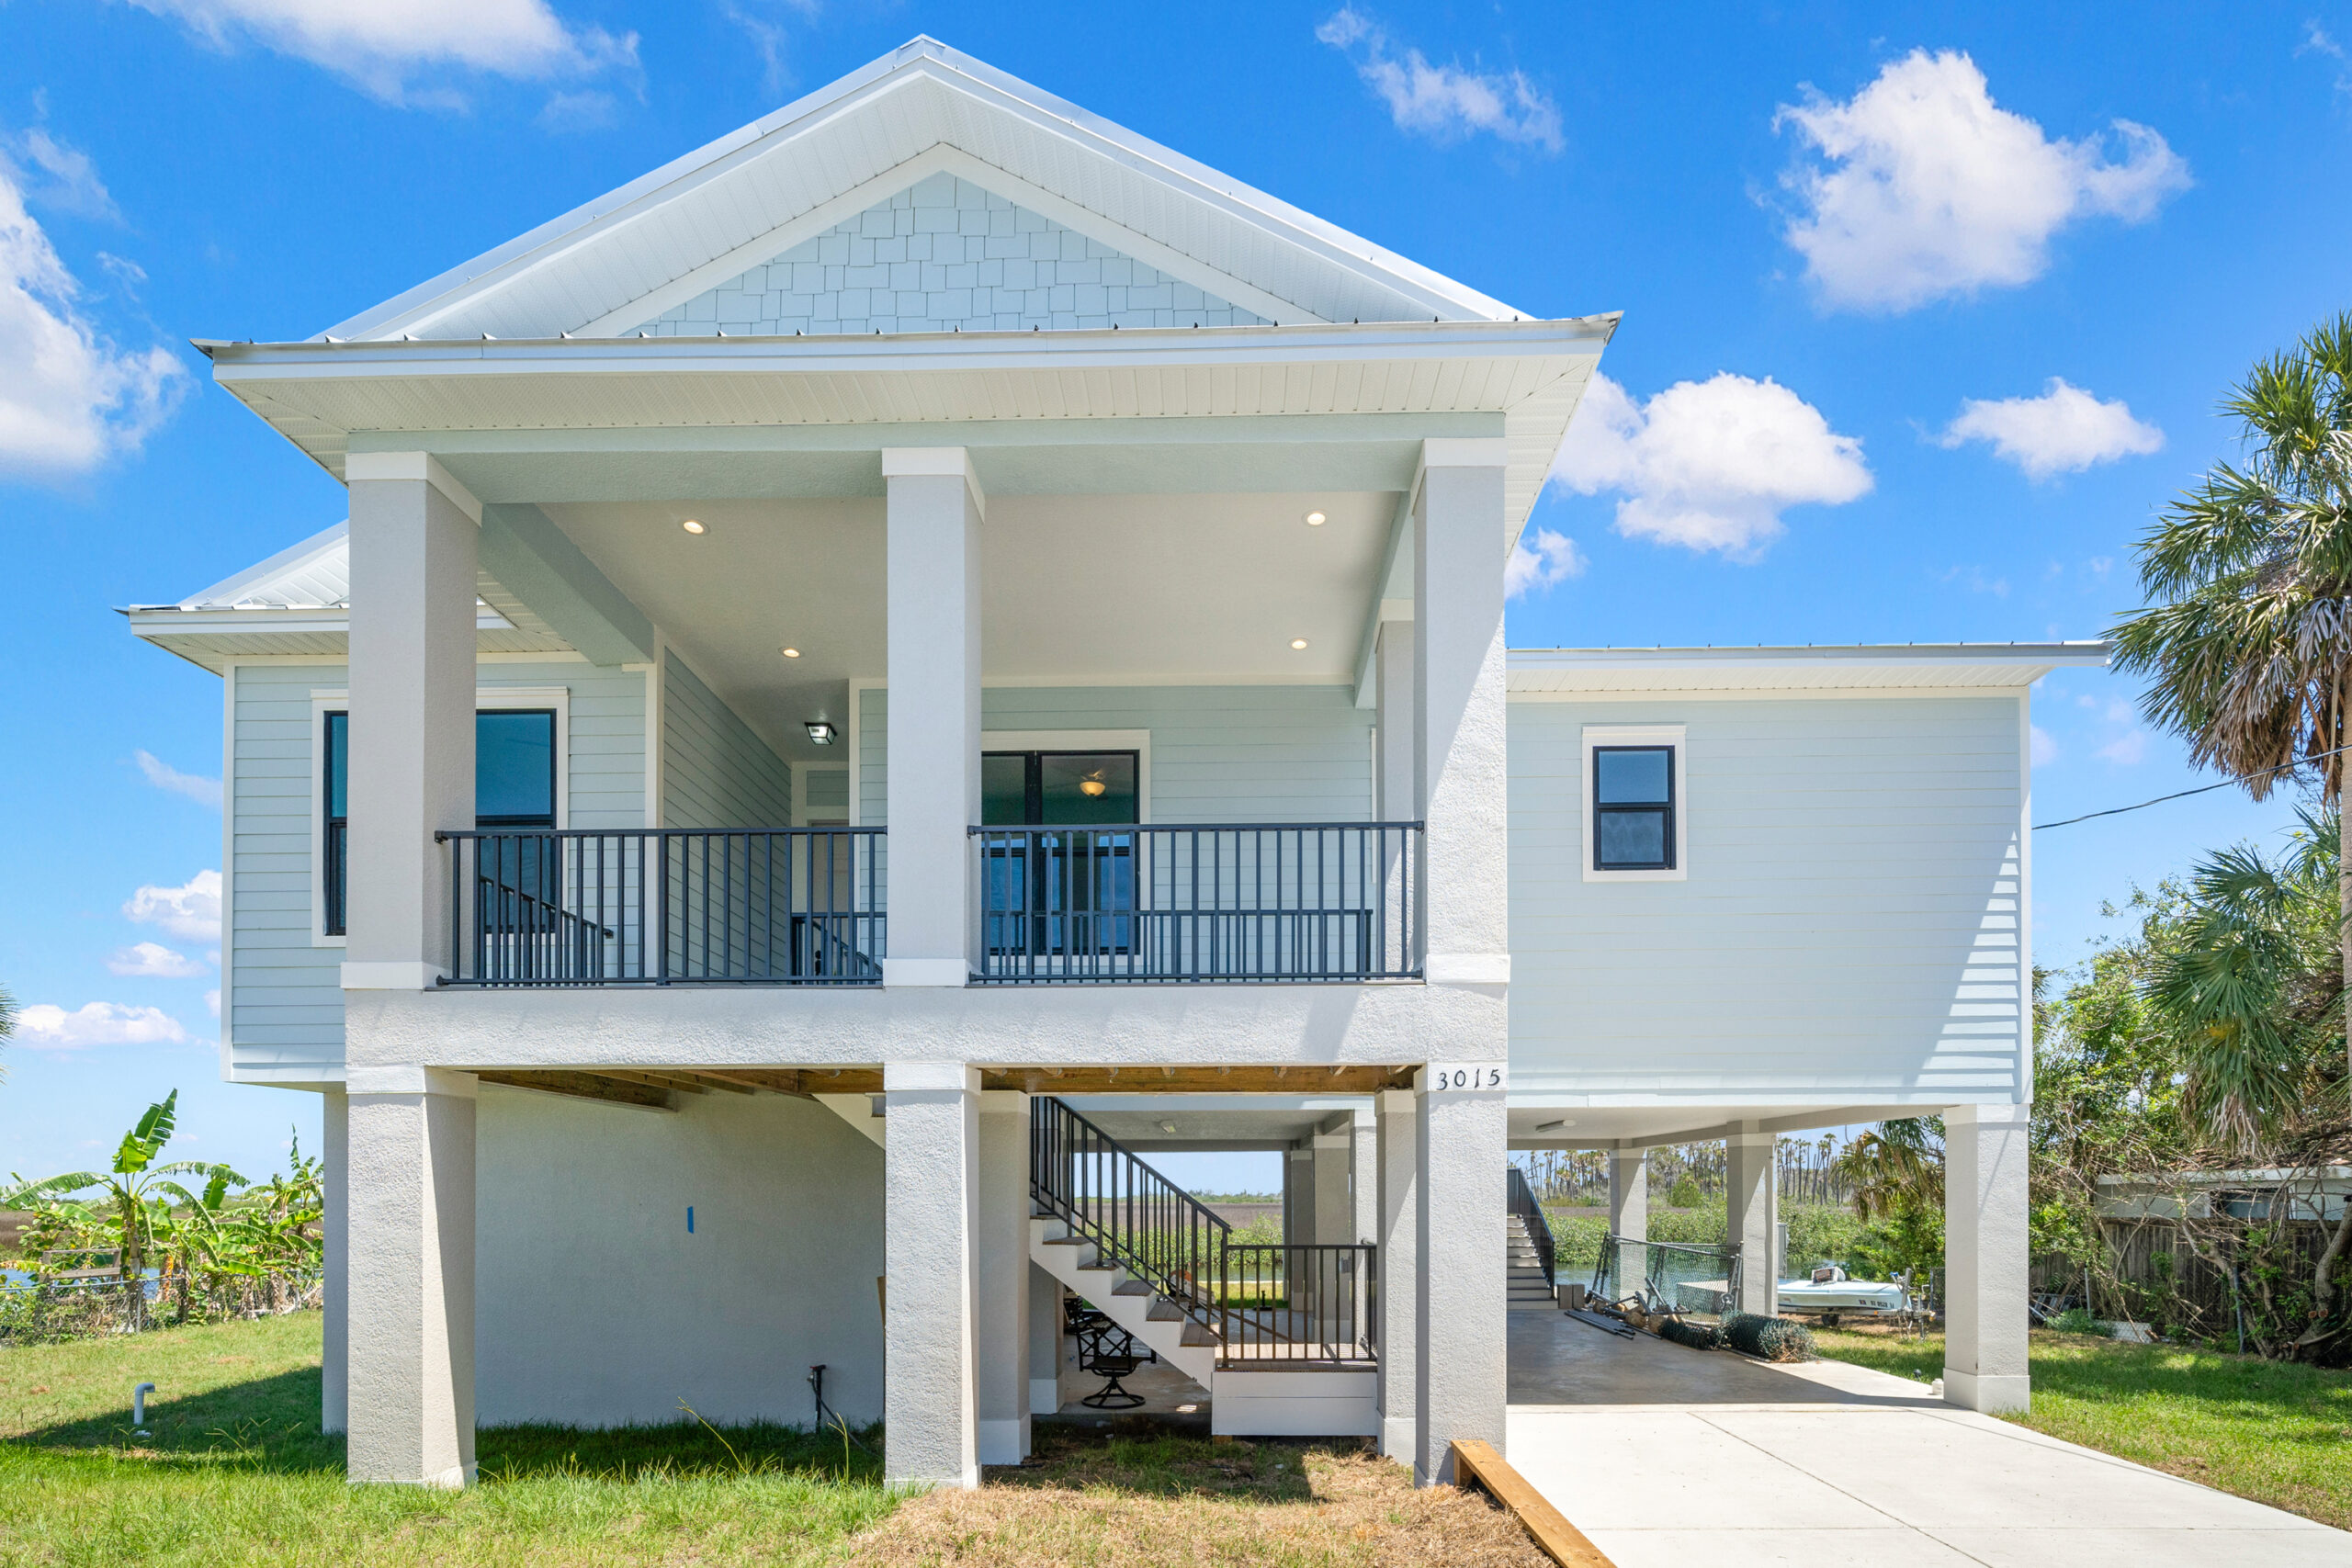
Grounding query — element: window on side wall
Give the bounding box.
[1582,726,1687,882]
[322,708,559,936]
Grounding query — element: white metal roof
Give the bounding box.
[1507,642,2109,694]
[321,37,1532,344]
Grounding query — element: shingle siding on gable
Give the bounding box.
[634,173,1269,338]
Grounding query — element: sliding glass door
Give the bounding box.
[980,750,1138,964]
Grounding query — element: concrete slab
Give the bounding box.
[1503,1310,2351,1566]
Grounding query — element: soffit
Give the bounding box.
[320,39,1525,345]
[1506,644,2110,695]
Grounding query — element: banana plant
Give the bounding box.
[1,1091,246,1283]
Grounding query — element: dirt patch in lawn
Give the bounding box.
[845,1425,1550,1567]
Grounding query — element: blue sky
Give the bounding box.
[2,0,2347,1189]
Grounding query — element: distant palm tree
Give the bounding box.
[0,984,13,1082]
[0,1090,245,1283]
[2112,314,2352,1081]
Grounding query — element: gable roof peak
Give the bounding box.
[321,37,1527,344]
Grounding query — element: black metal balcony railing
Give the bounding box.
[971,821,1422,984]
[436,829,884,986]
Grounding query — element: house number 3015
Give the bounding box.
[1430,1066,1506,1090]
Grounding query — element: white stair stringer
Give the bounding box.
[1028,1215,1219,1387]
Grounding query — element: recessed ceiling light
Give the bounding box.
[1305,511,1327,526]
[780,647,801,658]
[680,519,706,535]
[1290,638,1309,650]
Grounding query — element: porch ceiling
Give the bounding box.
[1508,1103,1958,1149]
[542,490,1392,750]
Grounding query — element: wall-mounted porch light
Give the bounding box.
[805,720,837,745]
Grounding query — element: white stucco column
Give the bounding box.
[1374,1089,1419,1461]
[322,1089,348,1434]
[1608,1147,1646,1303]
[1413,440,1509,985]
[1727,1129,1778,1316]
[1028,1263,1064,1419]
[1313,1126,1353,1244]
[1283,1145,1314,1242]
[1375,619,1417,821]
[1351,1110,1378,1246]
[342,452,479,992]
[345,1067,476,1485]
[1415,1070,1507,1484]
[975,1089,1031,1464]
[881,448,983,987]
[1945,1101,2032,1413]
[884,1062,981,1487]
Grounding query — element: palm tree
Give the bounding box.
[0,1090,245,1285]
[2112,314,2352,1083]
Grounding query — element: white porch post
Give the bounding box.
[341,452,478,991]
[881,448,983,987]
[1028,1264,1064,1420]
[1283,1145,1314,1241]
[975,1090,1032,1464]
[1375,619,1416,820]
[1945,1101,2032,1413]
[1351,1109,1378,1245]
[1374,1089,1419,1461]
[884,1063,981,1487]
[1410,437,1510,1483]
[345,1067,477,1486]
[1727,1128,1778,1316]
[1313,1125,1353,1244]
[322,1089,348,1434]
[1608,1148,1647,1303]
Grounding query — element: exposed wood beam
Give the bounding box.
[987,1066,1415,1095]
[596,1069,710,1095]
[477,1070,671,1111]
[673,1071,755,1095]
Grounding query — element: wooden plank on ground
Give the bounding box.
[1450,1438,1614,1568]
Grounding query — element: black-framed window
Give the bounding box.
[1592,745,1675,871]
[980,750,1139,827]
[322,708,559,935]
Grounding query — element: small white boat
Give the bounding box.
[1775,1266,1908,1316]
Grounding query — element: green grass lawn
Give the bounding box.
[0,1313,897,1567]
[1814,1325,2352,1530]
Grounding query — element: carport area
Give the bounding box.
[1505,1313,2349,1567]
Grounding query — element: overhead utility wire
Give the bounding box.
[2035,741,2352,831]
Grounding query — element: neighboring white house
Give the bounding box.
[129,37,2095,1490]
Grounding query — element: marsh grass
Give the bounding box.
[1815,1325,2352,1529]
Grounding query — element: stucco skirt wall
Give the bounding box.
[473,1084,886,1428]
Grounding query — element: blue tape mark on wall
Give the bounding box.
[687,1205,695,1235]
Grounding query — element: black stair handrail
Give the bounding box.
[1031,1096,1232,1336]
[1507,1164,1556,1292]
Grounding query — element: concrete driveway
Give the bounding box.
[1506,1310,2349,1567]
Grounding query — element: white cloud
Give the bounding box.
[2098,730,2149,765]
[1775,50,2189,312]
[108,941,207,978]
[722,0,821,98]
[0,162,187,478]
[17,1001,192,1050]
[1317,9,1562,152]
[1547,372,1872,558]
[122,0,639,107]
[2030,726,2058,766]
[134,749,224,810]
[4,126,120,222]
[1506,527,1586,598]
[123,870,222,942]
[206,987,221,1019]
[1938,378,2164,479]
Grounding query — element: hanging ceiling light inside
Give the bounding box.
[1079,770,1108,797]
[805,720,836,745]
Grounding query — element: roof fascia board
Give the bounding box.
[321,40,1521,344]
[212,316,1614,385]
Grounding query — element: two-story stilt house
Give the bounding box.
[130,38,2096,1488]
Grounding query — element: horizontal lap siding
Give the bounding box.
[662,655,790,829]
[854,684,1374,824]
[1507,695,2024,1101]
[227,660,646,1077]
